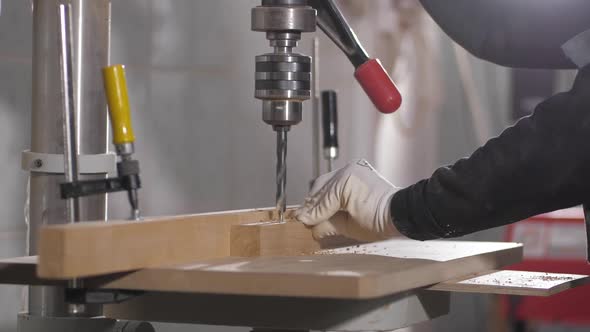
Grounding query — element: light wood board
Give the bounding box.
[230,221,321,256]
[38,207,318,279]
[429,270,590,296]
[2,245,585,299]
[7,240,523,299]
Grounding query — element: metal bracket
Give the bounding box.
[21,150,116,174]
[104,290,450,331]
[60,173,141,199]
[65,288,145,305]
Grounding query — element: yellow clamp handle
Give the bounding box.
[103,64,135,145]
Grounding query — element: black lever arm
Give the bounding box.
[309,0,369,67]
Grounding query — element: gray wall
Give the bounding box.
[0,0,32,330]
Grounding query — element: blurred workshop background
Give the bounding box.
[0,0,581,331]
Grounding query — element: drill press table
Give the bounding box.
[0,239,534,331]
[2,240,588,331]
[1,208,588,331]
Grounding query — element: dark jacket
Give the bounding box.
[390,1,590,240]
[392,65,590,240]
[419,0,590,69]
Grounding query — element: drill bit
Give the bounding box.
[276,127,288,223]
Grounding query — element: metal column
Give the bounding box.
[28,0,111,317]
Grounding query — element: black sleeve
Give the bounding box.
[419,0,590,69]
[391,65,590,240]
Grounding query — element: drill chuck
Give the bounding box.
[255,52,311,128]
[252,0,316,128]
[262,100,302,128]
[252,0,317,222]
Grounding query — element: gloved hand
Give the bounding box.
[296,159,400,242]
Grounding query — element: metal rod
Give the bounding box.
[276,128,288,223]
[58,3,80,225]
[58,3,85,316]
[311,37,321,185]
[29,0,109,317]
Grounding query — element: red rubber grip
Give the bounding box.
[354,59,402,114]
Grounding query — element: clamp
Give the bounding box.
[60,64,141,221]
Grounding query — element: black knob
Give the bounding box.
[321,90,339,152]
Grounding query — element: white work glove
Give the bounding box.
[296,159,399,242]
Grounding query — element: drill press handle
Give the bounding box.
[310,0,402,114]
[354,59,402,114]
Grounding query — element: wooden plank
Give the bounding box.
[93,240,522,299]
[38,207,299,279]
[0,241,523,299]
[38,207,358,279]
[428,270,590,296]
[230,221,320,257]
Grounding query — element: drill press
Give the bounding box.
[252,0,403,222]
[252,0,316,222]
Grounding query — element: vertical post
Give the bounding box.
[57,3,80,226]
[28,0,110,317]
[57,3,87,315]
[310,37,321,185]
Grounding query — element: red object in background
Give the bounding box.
[354,59,402,114]
[503,208,590,325]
